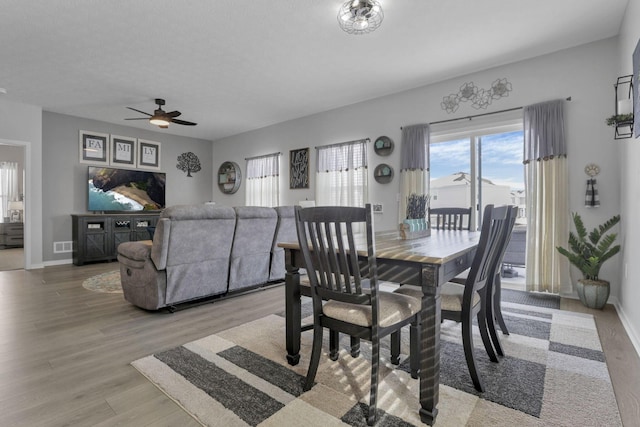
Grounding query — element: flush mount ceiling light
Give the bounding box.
[337,0,384,35]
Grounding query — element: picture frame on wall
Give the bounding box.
[289,147,309,189]
[137,139,161,170]
[633,39,640,138]
[110,135,136,167]
[79,130,109,164]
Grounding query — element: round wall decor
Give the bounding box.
[373,136,394,156]
[374,163,394,184]
[218,161,241,194]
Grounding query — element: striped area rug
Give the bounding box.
[132,298,622,426]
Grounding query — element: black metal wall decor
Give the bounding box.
[176,152,201,177]
[441,78,512,114]
[289,148,309,189]
[611,75,634,139]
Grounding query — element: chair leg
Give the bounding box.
[487,275,504,357]
[329,330,339,361]
[462,313,484,392]
[494,275,509,335]
[304,324,324,391]
[409,314,420,379]
[390,331,400,365]
[478,298,499,363]
[367,335,380,426]
[350,336,361,358]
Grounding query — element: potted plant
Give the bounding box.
[556,212,621,309]
[605,113,634,126]
[400,193,431,239]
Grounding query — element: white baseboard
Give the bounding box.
[42,258,73,267]
[613,301,640,359]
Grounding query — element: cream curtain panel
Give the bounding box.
[399,124,430,222]
[523,100,571,294]
[0,162,19,223]
[245,153,280,207]
[315,139,368,208]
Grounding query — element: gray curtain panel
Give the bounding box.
[400,124,430,170]
[523,99,566,163]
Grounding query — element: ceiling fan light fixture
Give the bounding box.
[149,116,170,127]
[337,0,383,35]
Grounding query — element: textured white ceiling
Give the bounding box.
[0,0,629,141]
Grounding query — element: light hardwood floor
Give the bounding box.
[0,262,638,426]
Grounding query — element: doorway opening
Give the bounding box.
[0,142,26,271]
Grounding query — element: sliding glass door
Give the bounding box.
[430,125,524,227]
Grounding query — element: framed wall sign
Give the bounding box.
[110,135,136,166]
[79,130,109,164]
[137,139,161,170]
[289,147,309,189]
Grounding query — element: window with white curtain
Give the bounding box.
[245,153,280,207]
[0,162,19,223]
[315,139,368,207]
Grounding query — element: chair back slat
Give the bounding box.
[430,207,473,231]
[463,205,509,307]
[295,205,376,311]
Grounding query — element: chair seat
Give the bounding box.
[393,283,480,312]
[323,291,420,328]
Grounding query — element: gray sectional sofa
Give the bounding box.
[117,204,295,310]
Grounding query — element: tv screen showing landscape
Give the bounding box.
[88,166,166,212]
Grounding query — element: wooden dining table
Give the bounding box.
[279,229,480,425]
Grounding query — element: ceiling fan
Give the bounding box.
[125,98,197,128]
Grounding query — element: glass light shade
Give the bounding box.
[149,116,170,127]
[337,0,383,35]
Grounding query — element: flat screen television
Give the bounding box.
[87,166,166,212]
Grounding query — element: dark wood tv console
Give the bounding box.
[71,213,160,266]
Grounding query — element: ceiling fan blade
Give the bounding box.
[126,107,152,116]
[124,118,150,120]
[171,118,197,126]
[166,110,181,117]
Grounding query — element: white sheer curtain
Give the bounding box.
[0,162,19,223]
[399,125,430,221]
[315,139,368,207]
[245,153,280,207]
[523,100,571,294]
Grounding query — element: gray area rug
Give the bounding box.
[132,294,621,426]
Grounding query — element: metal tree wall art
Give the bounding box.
[176,152,201,177]
[441,78,512,113]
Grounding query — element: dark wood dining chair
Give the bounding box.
[395,204,509,392]
[430,207,473,231]
[295,204,421,426]
[485,205,518,356]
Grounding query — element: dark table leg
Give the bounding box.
[285,249,301,366]
[419,266,441,426]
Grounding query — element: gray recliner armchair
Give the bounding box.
[117,204,237,310]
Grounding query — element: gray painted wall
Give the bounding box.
[212,37,622,301]
[0,97,43,269]
[616,0,640,354]
[42,111,213,262]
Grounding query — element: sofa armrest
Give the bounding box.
[117,241,153,269]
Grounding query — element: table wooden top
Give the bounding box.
[278,229,480,265]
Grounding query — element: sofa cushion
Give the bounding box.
[229,206,278,291]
